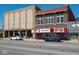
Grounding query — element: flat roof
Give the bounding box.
[4,5,36,14]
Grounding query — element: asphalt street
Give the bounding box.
[0,39,79,55]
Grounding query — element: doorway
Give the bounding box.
[15,31,19,36]
[27,30,32,38]
[10,31,13,37]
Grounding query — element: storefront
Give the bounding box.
[35,27,68,40]
[68,21,79,40]
[35,6,75,40]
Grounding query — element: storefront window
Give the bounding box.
[61,16,64,22]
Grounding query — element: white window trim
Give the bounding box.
[56,15,65,24]
[37,18,43,25]
[45,16,54,24]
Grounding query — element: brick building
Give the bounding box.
[35,6,75,40]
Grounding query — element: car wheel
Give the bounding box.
[57,40,60,42]
[44,40,49,42]
[10,39,12,40]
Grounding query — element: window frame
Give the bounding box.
[56,15,64,24]
[37,18,43,25]
[45,15,54,24]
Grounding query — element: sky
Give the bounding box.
[0,4,79,29]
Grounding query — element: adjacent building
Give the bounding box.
[67,18,79,40]
[0,29,3,38]
[35,6,75,40]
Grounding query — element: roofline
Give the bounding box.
[4,5,36,14]
[35,6,68,15]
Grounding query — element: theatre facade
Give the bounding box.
[3,6,41,38]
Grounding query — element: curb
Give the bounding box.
[23,38,44,42]
[63,41,79,45]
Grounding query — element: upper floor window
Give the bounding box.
[56,15,64,23]
[61,16,64,22]
[37,18,43,25]
[45,15,54,24]
[57,16,60,23]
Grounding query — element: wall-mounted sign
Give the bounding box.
[54,28,64,32]
[72,24,79,28]
[68,23,79,33]
[35,29,40,33]
[40,28,50,33]
[35,28,66,33]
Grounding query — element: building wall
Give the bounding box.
[14,11,20,30]
[35,12,68,29]
[67,7,75,21]
[4,13,9,30]
[20,10,26,30]
[26,8,34,29]
[3,6,37,38]
[9,12,14,30]
[4,6,36,31]
[34,6,75,39]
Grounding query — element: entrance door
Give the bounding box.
[27,30,32,38]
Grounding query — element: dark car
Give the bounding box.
[44,33,62,42]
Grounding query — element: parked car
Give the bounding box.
[43,34,62,42]
[10,36,22,40]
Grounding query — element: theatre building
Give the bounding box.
[3,6,40,38]
[35,6,75,40]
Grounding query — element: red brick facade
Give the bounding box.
[34,6,75,39]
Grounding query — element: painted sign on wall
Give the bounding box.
[35,28,66,33]
[54,28,64,32]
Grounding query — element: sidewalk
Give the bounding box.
[2,38,44,42]
[23,38,44,42]
[63,40,79,45]
[3,38,10,40]
[23,38,79,45]
[2,38,79,45]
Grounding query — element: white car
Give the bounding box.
[10,36,22,40]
